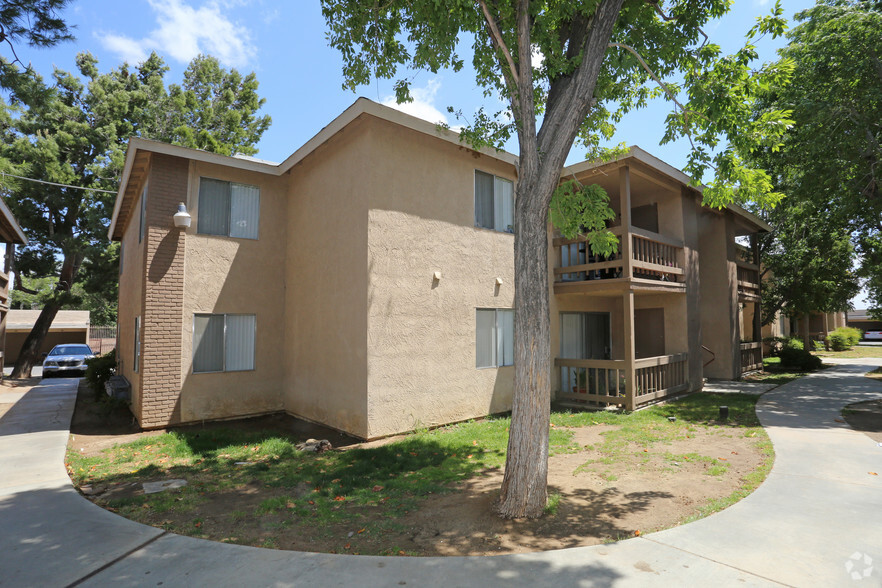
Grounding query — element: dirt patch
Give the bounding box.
[68,387,771,557]
[843,399,882,443]
[68,380,361,458]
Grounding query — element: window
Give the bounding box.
[475,171,514,233]
[197,178,260,239]
[134,316,141,373]
[138,183,147,243]
[476,309,514,368]
[193,314,256,373]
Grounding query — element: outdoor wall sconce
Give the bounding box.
[173,202,191,228]
[495,277,503,286]
[433,271,442,281]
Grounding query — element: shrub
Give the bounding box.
[779,346,823,371]
[763,336,788,357]
[84,351,117,398]
[825,327,863,351]
[782,337,804,351]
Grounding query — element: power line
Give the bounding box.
[0,171,117,194]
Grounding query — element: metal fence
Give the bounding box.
[89,324,117,355]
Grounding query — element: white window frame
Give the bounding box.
[192,313,257,374]
[474,170,514,234]
[476,308,515,368]
[197,178,260,240]
[134,316,141,373]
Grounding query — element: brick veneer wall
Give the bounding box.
[139,153,188,428]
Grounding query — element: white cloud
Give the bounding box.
[381,78,450,126]
[101,34,150,65]
[97,0,257,68]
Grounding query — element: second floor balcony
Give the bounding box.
[553,227,685,295]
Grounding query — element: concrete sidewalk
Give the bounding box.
[1,363,880,587]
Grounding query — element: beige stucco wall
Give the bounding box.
[698,211,739,379]
[178,162,287,422]
[117,182,146,419]
[284,118,372,438]
[363,120,517,437]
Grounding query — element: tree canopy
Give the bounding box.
[0,51,271,376]
[322,0,792,517]
[750,0,881,319]
[0,0,73,91]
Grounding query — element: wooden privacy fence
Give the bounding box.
[89,324,117,355]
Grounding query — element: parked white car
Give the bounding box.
[864,330,882,341]
[42,344,96,377]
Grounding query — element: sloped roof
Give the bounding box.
[7,309,90,330]
[108,98,518,240]
[108,97,770,238]
[0,195,27,245]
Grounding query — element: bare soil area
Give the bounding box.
[67,384,770,556]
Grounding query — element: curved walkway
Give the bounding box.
[1,361,880,587]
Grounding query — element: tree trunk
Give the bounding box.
[9,251,81,379]
[10,302,61,378]
[496,174,555,519]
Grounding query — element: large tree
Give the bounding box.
[750,1,881,318]
[0,0,73,91]
[1,52,271,378]
[322,0,791,517]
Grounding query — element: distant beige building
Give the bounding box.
[5,310,90,363]
[108,99,768,439]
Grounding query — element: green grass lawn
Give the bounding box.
[739,357,809,387]
[67,393,771,548]
[814,345,882,359]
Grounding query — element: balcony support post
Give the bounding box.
[623,288,636,411]
[619,166,633,280]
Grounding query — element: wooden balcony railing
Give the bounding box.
[634,353,689,402]
[736,261,760,301]
[555,358,627,406]
[740,342,762,373]
[556,352,689,410]
[553,228,684,288]
[0,269,9,312]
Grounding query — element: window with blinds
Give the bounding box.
[476,308,514,368]
[193,314,256,373]
[197,178,260,239]
[474,171,514,233]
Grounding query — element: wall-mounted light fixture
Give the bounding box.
[495,277,504,286]
[433,271,442,281]
[173,202,191,228]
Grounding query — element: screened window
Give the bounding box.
[475,171,514,233]
[134,316,141,373]
[193,314,256,373]
[197,178,260,239]
[476,309,514,368]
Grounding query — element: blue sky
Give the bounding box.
[19,0,816,166]
[17,1,868,306]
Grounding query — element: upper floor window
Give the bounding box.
[475,171,513,233]
[198,178,260,240]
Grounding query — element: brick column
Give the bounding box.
[140,153,188,428]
